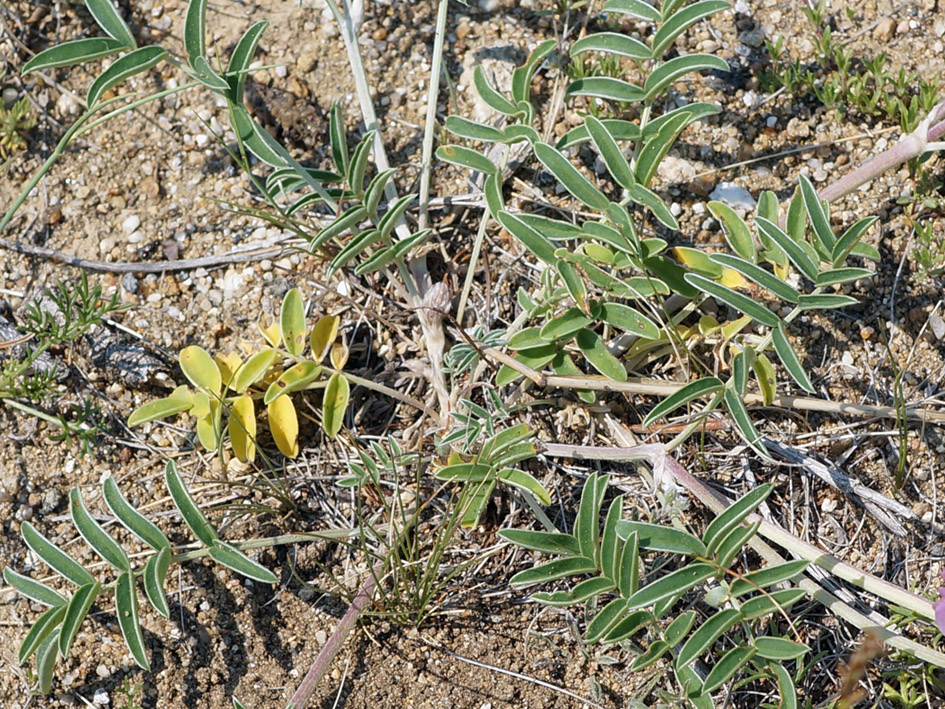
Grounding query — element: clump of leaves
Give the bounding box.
[128,288,350,460]
[0,274,126,453]
[0,92,36,158]
[501,474,810,705]
[3,461,277,694]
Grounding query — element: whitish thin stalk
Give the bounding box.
[322,367,440,419]
[417,0,450,231]
[819,100,945,203]
[285,561,384,709]
[540,440,945,654]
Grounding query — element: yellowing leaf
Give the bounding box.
[196,399,222,450]
[673,246,722,278]
[263,361,321,405]
[752,353,777,405]
[215,352,242,389]
[230,395,256,463]
[720,314,752,341]
[309,314,339,361]
[232,348,278,393]
[719,267,749,289]
[191,391,211,420]
[280,288,307,356]
[330,342,349,370]
[179,345,222,394]
[268,395,299,457]
[257,315,281,348]
[698,315,720,336]
[322,373,349,437]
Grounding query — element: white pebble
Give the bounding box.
[121,215,141,234]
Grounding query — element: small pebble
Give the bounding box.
[121,215,141,234]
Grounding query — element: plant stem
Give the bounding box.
[417,0,450,231]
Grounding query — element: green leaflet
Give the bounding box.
[87,46,167,107]
[86,0,137,49]
[69,488,130,571]
[22,37,126,73]
[165,460,218,547]
[21,522,96,587]
[534,142,610,211]
[641,376,723,427]
[208,541,278,584]
[116,571,150,670]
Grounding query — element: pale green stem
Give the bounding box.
[417,0,450,231]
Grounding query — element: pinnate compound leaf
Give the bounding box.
[641,376,723,427]
[18,605,66,665]
[165,460,218,546]
[69,488,130,571]
[651,1,729,58]
[702,646,756,694]
[566,77,644,104]
[86,0,137,48]
[59,581,101,657]
[643,54,728,102]
[23,38,126,73]
[684,273,780,327]
[87,46,166,107]
[498,529,581,556]
[280,288,307,357]
[616,521,707,557]
[772,323,815,393]
[534,142,609,211]
[116,571,150,670]
[602,0,661,22]
[225,21,267,103]
[208,541,278,583]
[571,32,650,60]
[230,395,257,463]
[675,608,743,669]
[21,522,96,587]
[754,636,810,660]
[184,0,208,67]
[144,546,172,618]
[703,483,773,554]
[268,392,299,457]
[322,373,349,437]
[3,567,67,608]
[179,345,222,394]
[730,560,810,597]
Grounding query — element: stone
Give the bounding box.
[873,18,895,42]
[709,182,756,210]
[121,215,141,234]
